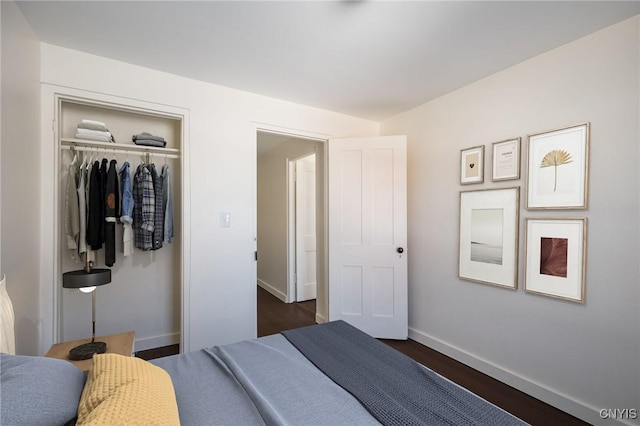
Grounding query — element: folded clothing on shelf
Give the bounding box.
[77,120,109,132]
[132,132,167,147]
[74,133,112,143]
[82,119,106,127]
[75,119,115,143]
[77,128,112,138]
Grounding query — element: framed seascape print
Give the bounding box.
[526,122,589,209]
[460,145,484,184]
[524,218,587,303]
[492,138,521,181]
[458,187,519,289]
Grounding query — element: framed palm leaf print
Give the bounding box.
[526,123,589,209]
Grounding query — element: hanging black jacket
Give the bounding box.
[104,159,120,267]
[87,161,103,250]
[99,158,108,244]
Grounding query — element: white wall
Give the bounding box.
[382,17,640,424]
[37,43,378,353]
[0,1,41,356]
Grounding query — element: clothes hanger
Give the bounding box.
[91,147,96,169]
[78,146,88,170]
[80,148,87,170]
[85,146,93,170]
[70,145,78,166]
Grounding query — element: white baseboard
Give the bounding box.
[134,332,180,353]
[257,279,287,302]
[315,312,326,324]
[408,327,629,426]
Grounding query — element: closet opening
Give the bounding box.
[54,95,186,355]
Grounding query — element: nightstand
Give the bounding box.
[45,331,135,372]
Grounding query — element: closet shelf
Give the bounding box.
[61,138,180,157]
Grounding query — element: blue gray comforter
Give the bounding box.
[152,333,378,425]
[152,322,527,426]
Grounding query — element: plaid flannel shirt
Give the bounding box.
[133,164,154,250]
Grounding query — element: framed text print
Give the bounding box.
[492,138,521,181]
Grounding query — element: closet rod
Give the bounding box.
[61,143,180,160]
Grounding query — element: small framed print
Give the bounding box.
[526,123,589,209]
[458,187,520,289]
[492,138,521,181]
[460,145,484,184]
[524,218,587,303]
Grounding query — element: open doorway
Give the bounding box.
[256,131,326,333]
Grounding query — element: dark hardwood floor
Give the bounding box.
[256,286,589,426]
[257,285,316,337]
[135,344,179,360]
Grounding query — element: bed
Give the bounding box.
[1,320,528,425]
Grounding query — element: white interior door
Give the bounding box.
[328,135,407,339]
[296,154,317,301]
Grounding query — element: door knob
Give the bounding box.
[396,247,404,254]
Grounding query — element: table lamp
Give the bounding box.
[62,259,111,360]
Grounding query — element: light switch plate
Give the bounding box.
[219,212,231,227]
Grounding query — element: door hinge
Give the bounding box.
[254,251,258,261]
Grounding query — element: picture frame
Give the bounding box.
[526,122,589,209]
[458,187,520,289]
[492,138,521,181]
[460,145,484,184]
[524,218,587,303]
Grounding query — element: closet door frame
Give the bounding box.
[39,84,191,355]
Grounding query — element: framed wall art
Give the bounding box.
[524,218,587,303]
[526,122,589,209]
[460,145,484,184]
[458,187,520,289]
[492,137,521,181]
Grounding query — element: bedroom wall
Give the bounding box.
[36,43,378,354]
[0,1,42,356]
[382,16,640,424]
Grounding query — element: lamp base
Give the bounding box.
[68,341,107,360]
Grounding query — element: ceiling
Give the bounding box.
[15,1,639,122]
